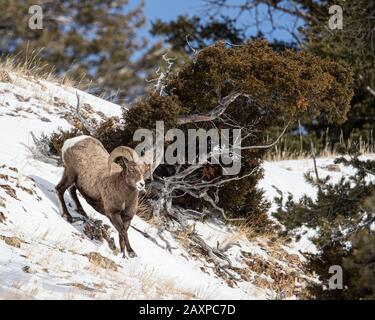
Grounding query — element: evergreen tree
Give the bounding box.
[49,40,353,228]
[151,15,245,53]
[0,0,152,102]
[273,149,375,299]
[153,1,374,149]
[303,0,375,143]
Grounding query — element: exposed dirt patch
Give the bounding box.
[39,117,51,123]
[323,164,341,172]
[84,252,118,271]
[0,70,11,83]
[0,195,5,208]
[64,283,96,292]
[0,212,6,223]
[22,266,33,274]
[0,174,10,181]
[0,185,19,200]
[241,250,307,298]
[17,185,38,197]
[0,235,23,248]
[83,219,116,251]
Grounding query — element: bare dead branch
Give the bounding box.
[241,124,289,150]
[177,91,243,125]
[74,92,96,135]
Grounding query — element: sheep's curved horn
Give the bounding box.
[108,146,141,173]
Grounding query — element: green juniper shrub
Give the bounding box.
[273,149,375,299]
[49,127,82,158]
[49,40,353,232]
[306,228,375,300]
[139,40,352,225]
[342,229,375,299]
[304,0,375,143]
[93,117,126,153]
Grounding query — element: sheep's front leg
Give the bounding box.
[107,211,136,258]
[121,214,136,258]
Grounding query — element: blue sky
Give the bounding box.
[142,0,203,22]
[129,0,298,45]
[129,0,203,43]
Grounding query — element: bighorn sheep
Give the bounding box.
[56,135,152,258]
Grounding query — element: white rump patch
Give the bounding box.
[61,135,91,156]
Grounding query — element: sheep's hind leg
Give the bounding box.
[55,170,75,223]
[69,185,88,219]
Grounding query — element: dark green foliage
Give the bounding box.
[93,118,126,153]
[151,15,244,53]
[48,117,125,158]
[301,0,375,142]
[273,151,375,299]
[117,40,352,224]
[154,1,373,154]
[164,41,353,124]
[274,172,374,246]
[306,229,375,300]
[125,94,184,135]
[49,128,81,158]
[342,229,375,299]
[48,40,353,231]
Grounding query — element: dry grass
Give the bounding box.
[109,265,223,300]
[174,224,195,249]
[136,191,153,221]
[0,285,35,300]
[84,252,118,272]
[232,221,259,240]
[265,129,375,161]
[0,50,85,89]
[225,219,315,299]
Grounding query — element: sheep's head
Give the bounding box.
[108,146,152,191]
[124,163,146,191]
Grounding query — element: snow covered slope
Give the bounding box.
[0,70,364,300]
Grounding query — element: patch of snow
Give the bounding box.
[61,135,91,157]
[2,71,371,299]
[0,73,273,300]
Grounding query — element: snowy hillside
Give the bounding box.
[0,70,368,300]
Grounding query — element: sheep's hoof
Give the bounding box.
[64,215,85,224]
[74,216,88,223]
[128,251,137,258]
[76,209,88,218]
[63,214,74,223]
